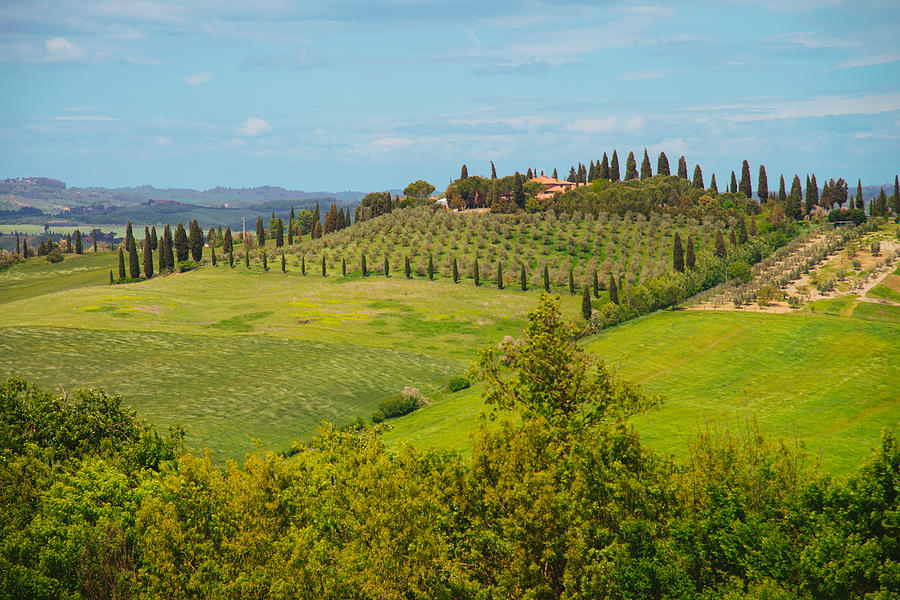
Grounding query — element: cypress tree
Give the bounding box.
[710,174,718,193]
[592,269,599,298]
[877,188,888,216]
[599,153,609,179]
[496,262,503,289]
[427,253,434,280]
[567,166,577,183]
[738,218,748,244]
[66,233,72,253]
[778,175,787,205]
[263,252,268,271]
[730,171,738,194]
[740,160,752,197]
[143,240,153,279]
[641,148,652,180]
[109,270,113,284]
[342,257,347,277]
[128,237,140,279]
[608,274,619,304]
[118,247,126,279]
[543,264,550,292]
[673,232,684,272]
[657,152,670,176]
[610,150,620,181]
[788,175,803,220]
[174,222,188,262]
[677,156,688,179]
[758,165,769,203]
[804,175,814,216]
[287,219,294,245]
[404,256,411,279]
[624,151,638,181]
[207,225,216,248]
[582,285,592,321]
[321,254,325,276]
[491,161,497,179]
[228,250,234,268]
[513,172,525,209]
[211,245,217,267]
[92,232,97,253]
[520,263,526,291]
[125,221,135,254]
[15,234,20,255]
[74,230,82,254]
[810,174,819,207]
[685,235,696,270]
[280,254,285,273]
[301,256,305,275]
[460,164,468,179]
[223,226,233,253]
[473,258,479,286]
[384,255,390,277]
[158,235,166,273]
[892,175,900,216]
[312,203,320,238]
[361,253,367,276]
[256,216,266,247]
[276,219,284,247]
[715,230,727,258]
[452,256,458,283]
[692,165,704,189]
[857,179,864,211]
[568,267,575,295]
[188,220,203,262]
[552,168,558,179]
[729,229,737,246]
[748,217,757,237]
[245,249,250,269]
[22,240,29,259]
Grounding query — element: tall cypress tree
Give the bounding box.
[460,164,468,179]
[188,220,203,262]
[361,253,367,276]
[245,249,250,269]
[657,152,670,176]
[804,175,814,216]
[342,257,347,276]
[608,274,619,304]
[301,256,305,275]
[15,233,20,255]
[128,237,140,279]
[552,168,558,179]
[65,233,72,253]
[692,165,704,189]
[715,230,727,258]
[320,254,325,276]
[730,171,738,194]
[261,252,268,271]
[124,221,135,255]
[710,174,718,193]
[610,151,620,182]
[74,230,82,254]
[312,202,320,238]
[228,250,234,268]
[740,160,752,198]
[143,239,153,279]
[599,153,609,179]
[857,179,864,211]
[496,262,503,289]
[788,175,803,220]
[118,247,126,279]
[758,165,769,203]
[223,226,233,253]
[677,156,688,179]
[592,269,599,298]
[738,217,748,244]
[384,255,390,277]
[520,263,526,291]
[491,161,497,179]
[473,258,480,286]
[624,151,638,181]
[778,175,787,205]
[256,217,266,247]
[280,254,285,273]
[810,174,819,207]
[513,172,525,209]
[22,239,29,258]
[640,148,652,180]
[211,245,217,267]
[568,267,575,295]
[427,253,434,280]
[158,234,166,273]
[543,264,550,292]
[287,219,294,245]
[892,175,900,216]
[452,256,458,283]
[582,285,592,321]
[404,256,411,279]
[673,232,684,272]
[276,220,284,247]
[685,235,696,270]
[174,223,188,262]
[92,232,97,253]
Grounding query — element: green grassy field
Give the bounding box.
[0,251,119,304]
[0,258,583,459]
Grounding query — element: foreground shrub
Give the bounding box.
[447,376,470,392]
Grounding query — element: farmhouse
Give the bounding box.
[530,175,577,200]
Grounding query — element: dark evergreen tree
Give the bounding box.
[287,219,294,245]
[460,164,468,179]
[188,220,203,262]
[280,253,284,273]
[758,165,769,203]
[245,249,250,269]
[404,256,411,279]
[118,247,126,279]
[577,163,586,184]
[491,161,497,179]
[74,230,83,254]
[473,258,479,286]
[738,217,748,244]
[92,232,97,253]
[256,216,266,247]
[15,234,20,255]
[810,174,819,207]
[740,160,752,198]
[427,253,434,280]
[109,270,113,284]
[552,167,558,179]
[608,274,619,304]
[228,250,234,268]
[778,175,787,205]
[692,165,704,189]
[361,253,367,276]
[876,188,888,216]
[685,235,696,270]
[320,254,325,276]
[568,267,575,295]
[892,174,900,216]
[857,179,864,211]
[157,234,167,273]
[342,257,346,276]
[582,285,592,321]
[673,232,684,272]
[592,269,599,298]
[710,174,718,193]
[677,156,688,179]
[174,222,188,262]
[587,162,595,183]
[260,252,267,271]
[804,175,814,216]
[301,256,305,275]
[513,172,525,209]
[275,219,284,247]
[22,240,28,258]
[452,256,458,283]
[748,217,757,237]
[730,171,738,194]
[715,230,727,258]
[520,263,526,291]
[312,202,320,238]
[496,262,503,289]
[599,153,609,179]
[384,255,390,278]
[124,221,135,255]
[640,148,652,180]
[143,240,153,279]
[788,175,803,220]
[567,166,577,183]
[543,264,550,292]
[128,237,140,279]
[211,246,217,267]
[223,226,233,253]
[206,226,216,248]
[729,229,737,246]
[657,152,670,176]
[624,151,638,181]
[65,233,72,253]
[610,150,620,181]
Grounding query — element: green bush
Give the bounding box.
[447,377,470,392]
[176,260,196,273]
[370,409,385,423]
[377,393,419,420]
[727,260,752,283]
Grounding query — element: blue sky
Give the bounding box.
[1,0,898,192]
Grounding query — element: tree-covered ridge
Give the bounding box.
[1,296,897,599]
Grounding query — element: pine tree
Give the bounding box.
[610,150,620,181]
[491,161,497,179]
[520,263,526,291]
[568,267,575,295]
[657,152,670,176]
[715,230,727,258]
[592,269,599,298]
[342,257,347,276]
[730,171,738,194]
[473,258,480,286]
[404,256,411,279]
[543,264,550,292]
[788,175,803,220]
[692,165,704,189]
[188,220,203,262]
[74,230,82,254]
[758,165,769,203]
[740,160,752,198]
[452,256,458,283]
[361,253,367,276]
[582,285,592,321]
[174,222,188,262]
[256,216,266,247]
[599,153,609,179]
[673,232,684,272]
[128,237,140,279]
[118,248,126,279]
[276,219,284,247]
[223,226,233,253]
[640,148,652,180]
[729,229,737,246]
[460,164,468,179]
[748,217,757,237]
[685,235,696,270]
[427,253,434,280]
[710,174,718,193]
[778,175,787,205]
[143,240,153,279]
[496,262,503,289]
[738,217,748,244]
[280,254,285,273]
[609,274,619,304]
[677,156,688,179]
[625,151,638,181]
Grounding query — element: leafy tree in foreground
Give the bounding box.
[673,232,684,272]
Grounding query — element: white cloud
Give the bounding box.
[47,115,122,121]
[622,68,678,81]
[152,136,173,146]
[567,116,645,134]
[371,137,412,151]
[833,51,900,70]
[183,72,213,85]
[44,37,85,61]
[238,116,271,136]
[723,92,900,122]
[852,132,900,140]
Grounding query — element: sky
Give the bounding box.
[1,0,899,193]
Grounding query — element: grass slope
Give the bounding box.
[0,252,119,305]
